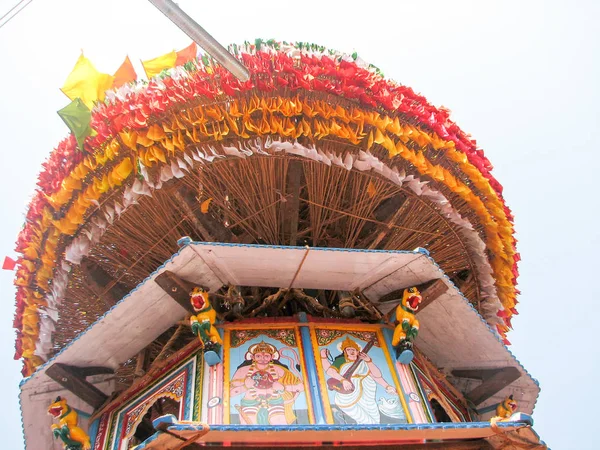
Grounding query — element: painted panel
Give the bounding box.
[91,321,449,450]
[312,326,409,425]
[224,326,314,425]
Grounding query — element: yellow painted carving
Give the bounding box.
[48,396,91,450]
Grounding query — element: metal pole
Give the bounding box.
[147,0,250,82]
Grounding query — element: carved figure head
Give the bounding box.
[402,287,422,312]
[501,395,518,414]
[48,396,68,418]
[190,287,210,312]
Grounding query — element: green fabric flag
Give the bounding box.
[57,98,93,150]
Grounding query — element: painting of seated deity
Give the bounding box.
[226,327,314,425]
[314,327,409,425]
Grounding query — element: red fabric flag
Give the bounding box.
[176,42,197,66]
[112,56,137,89]
[2,256,16,270]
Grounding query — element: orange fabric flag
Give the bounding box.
[176,42,197,66]
[112,56,137,89]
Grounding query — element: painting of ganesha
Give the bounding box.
[229,331,310,425]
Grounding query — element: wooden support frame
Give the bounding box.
[177,185,236,242]
[154,270,199,314]
[80,259,130,306]
[135,348,151,377]
[283,160,303,246]
[174,189,215,241]
[368,194,409,249]
[452,367,522,406]
[46,363,110,409]
[72,366,114,377]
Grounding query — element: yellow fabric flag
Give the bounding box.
[61,53,114,108]
[142,50,177,78]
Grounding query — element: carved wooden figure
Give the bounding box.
[392,287,422,364]
[48,396,91,450]
[189,287,222,366]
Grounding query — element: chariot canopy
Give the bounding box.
[13,38,539,450]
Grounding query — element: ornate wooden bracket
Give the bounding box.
[452,367,521,406]
[154,270,199,314]
[46,363,112,409]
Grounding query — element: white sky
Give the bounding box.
[0,0,598,448]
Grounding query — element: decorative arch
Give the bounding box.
[124,393,181,448]
[125,392,182,441]
[107,357,196,450]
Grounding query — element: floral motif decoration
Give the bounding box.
[230,328,297,348]
[316,328,379,347]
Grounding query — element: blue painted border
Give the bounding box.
[209,421,530,431]
[132,416,543,450]
[298,320,327,424]
[87,417,100,449]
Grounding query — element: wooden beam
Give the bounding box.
[284,160,303,246]
[154,270,198,314]
[373,194,406,221]
[452,367,522,406]
[379,279,449,313]
[46,363,108,409]
[72,366,114,378]
[80,260,129,306]
[177,185,235,242]
[416,279,450,312]
[174,190,214,241]
[368,194,409,249]
[135,348,150,377]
